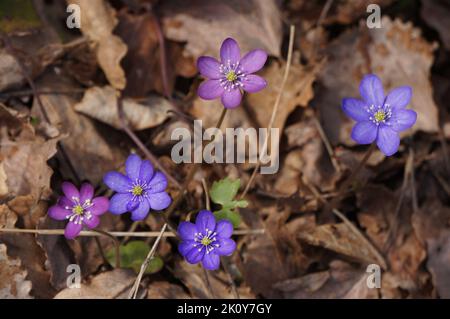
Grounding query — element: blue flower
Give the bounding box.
[342,74,417,156]
[103,154,172,221]
[177,210,236,270]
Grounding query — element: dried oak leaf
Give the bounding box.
[174,260,254,299]
[274,260,378,299]
[54,269,137,299]
[160,0,282,58]
[421,0,450,50]
[147,281,190,299]
[67,0,127,90]
[0,243,32,298]
[314,17,439,147]
[412,200,450,298]
[32,71,127,184]
[74,86,173,131]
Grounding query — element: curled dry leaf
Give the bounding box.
[67,0,127,90]
[0,48,24,92]
[421,0,450,51]
[314,17,439,146]
[54,269,138,299]
[174,260,254,299]
[160,0,282,58]
[0,244,33,299]
[274,260,378,299]
[147,281,190,299]
[74,86,173,131]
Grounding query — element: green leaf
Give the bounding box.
[210,177,247,227]
[210,178,241,205]
[106,240,164,274]
[214,209,241,228]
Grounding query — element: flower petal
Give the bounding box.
[197,56,222,79]
[131,199,150,221]
[64,221,82,239]
[62,182,80,201]
[389,109,417,132]
[58,196,73,209]
[178,221,197,241]
[215,220,233,238]
[195,210,216,233]
[385,86,412,110]
[178,240,196,257]
[198,79,224,100]
[103,172,132,193]
[127,199,139,212]
[147,172,168,194]
[215,238,236,256]
[221,88,242,109]
[185,246,205,264]
[109,193,132,215]
[90,196,109,215]
[48,205,70,220]
[351,121,378,145]
[83,215,100,229]
[242,74,267,93]
[139,160,154,184]
[239,49,268,74]
[79,183,94,203]
[202,252,220,270]
[359,74,385,106]
[148,192,171,211]
[342,98,370,122]
[377,125,400,156]
[220,38,240,64]
[126,154,142,181]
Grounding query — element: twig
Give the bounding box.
[240,25,295,199]
[94,237,109,266]
[312,115,341,173]
[128,223,167,299]
[0,228,264,237]
[117,94,181,188]
[222,257,240,299]
[203,267,216,299]
[0,89,85,98]
[202,178,211,211]
[303,176,387,269]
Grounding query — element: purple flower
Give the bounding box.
[177,210,236,270]
[48,182,109,239]
[342,74,417,156]
[103,154,172,221]
[197,37,268,109]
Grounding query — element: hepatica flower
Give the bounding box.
[48,182,109,239]
[197,37,268,108]
[103,154,172,221]
[178,210,236,270]
[342,74,417,156]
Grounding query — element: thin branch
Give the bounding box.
[303,176,387,269]
[203,267,216,299]
[222,257,240,299]
[0,228,264,237]
[92,229,121,268]
[240,25,295,199]
[313,114,341,173]
[202,178,211,211]
[128,223,167,299]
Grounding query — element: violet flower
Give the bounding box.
[48,182,109,239]
[197,37,268,109]
[103,154,172,221]
[178,210,236,270]
[342,74,417,156]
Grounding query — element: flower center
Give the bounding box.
[374,110,386,122]
[72,204,84,215]
[201,237,212,246]
[132,185,143,196]
[226,70,238,82]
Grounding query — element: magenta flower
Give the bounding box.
[342,74,417,156]
[48,182,109,239]
[197,37,268,109]
[103,154,172,221]
[178,210,236,270]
